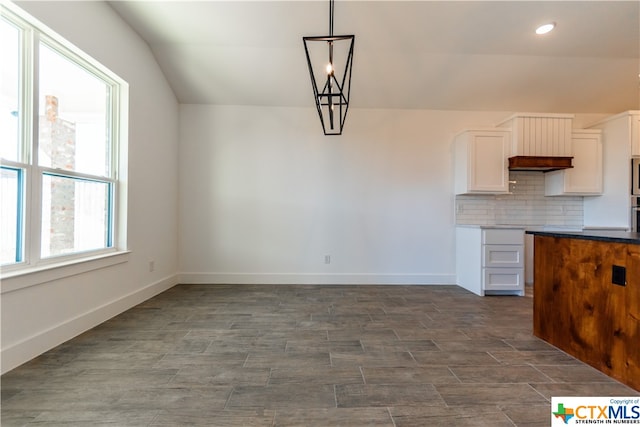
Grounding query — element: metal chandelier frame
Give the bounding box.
[303,0,355,135]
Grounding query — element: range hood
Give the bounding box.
[508,156,573,172]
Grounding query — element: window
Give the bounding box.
[1,4,126,274]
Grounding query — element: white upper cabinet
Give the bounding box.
[454,129,510,195]
[544,130,603,196]
[632,112,640,157]
[498,113,574,156]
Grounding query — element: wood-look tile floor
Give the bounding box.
[2,284,638,426]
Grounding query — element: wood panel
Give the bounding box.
[533,235,640,391]
[508,156,573,172]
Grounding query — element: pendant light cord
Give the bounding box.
[329,0,334,37]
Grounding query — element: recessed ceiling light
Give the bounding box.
[536,22,556,35]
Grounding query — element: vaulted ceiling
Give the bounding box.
[109,1,640,113]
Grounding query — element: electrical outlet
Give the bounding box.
[324,255,331,264]
[149,259,155,272]
[612,265,626,286]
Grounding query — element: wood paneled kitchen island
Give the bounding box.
[527,230,640,391]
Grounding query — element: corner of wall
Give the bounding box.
[1,274,179,375]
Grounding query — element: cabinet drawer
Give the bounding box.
[483,268,524,291]
[482,245,523,268]
[482,229,523,245]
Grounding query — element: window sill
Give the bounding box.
[1,251,130,294]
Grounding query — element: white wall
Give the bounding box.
[179,105,512,285]
[1,1,180,373]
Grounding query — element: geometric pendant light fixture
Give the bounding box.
[303,0,355,135]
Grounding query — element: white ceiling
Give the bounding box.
[109,1,640,113]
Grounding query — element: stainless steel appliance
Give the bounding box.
[633,158,640,196]
[632,196,640,232]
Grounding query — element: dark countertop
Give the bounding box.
[526,229,640,245]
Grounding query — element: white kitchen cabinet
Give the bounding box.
[584,111,639,228]
[632,113,640,157]
[544,129,603,196]
[454,129,510,195]
[497,113,574,156]
[456,226,525,296]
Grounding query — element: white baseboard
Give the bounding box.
[1,274,178,375]
[178,272,456,286]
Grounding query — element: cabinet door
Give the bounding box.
[632,114,640,157]
[467,132,510,193]
[545,132,602,195]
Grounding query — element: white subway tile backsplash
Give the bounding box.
[455,171,583,227]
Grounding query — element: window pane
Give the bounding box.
[0,18,21,162]
[39,43,109,176]
[41,174,111,258]
[1,167,23,264]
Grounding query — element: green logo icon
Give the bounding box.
[553,403,575,424]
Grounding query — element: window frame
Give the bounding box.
[0,164,26,263]
[1,3,129,285]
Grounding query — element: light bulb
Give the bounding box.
[326,63,333,75]
[535,22,555,35]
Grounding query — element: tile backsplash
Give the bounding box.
[455,171,583,228]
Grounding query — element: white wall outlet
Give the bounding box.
[148,259,155,272]
[324,255,331,264]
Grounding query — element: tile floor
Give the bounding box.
[2,284,638,426]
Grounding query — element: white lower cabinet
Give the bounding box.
[456,226,525,296]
